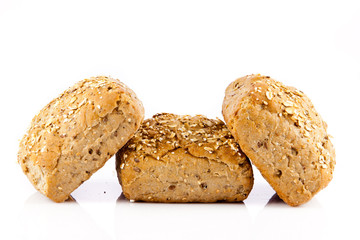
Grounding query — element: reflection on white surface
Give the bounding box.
[13,174,335,240]
[16,193,111,240]
[14,189,334,240]
[253,194,328,240]
[71,180,121,203]
[114,194,252,240]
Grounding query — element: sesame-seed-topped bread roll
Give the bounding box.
[18,76,144,202]
[116,113,254,202]
[222,74,335,206]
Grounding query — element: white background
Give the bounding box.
[0,0,359,239]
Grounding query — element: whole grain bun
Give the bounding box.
[18,76,144,202]
[116,113,254,202]
[222,74,335,206]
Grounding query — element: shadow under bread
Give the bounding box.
[16,192,111,240]
[251,193,328,240]
[114,193,252,239]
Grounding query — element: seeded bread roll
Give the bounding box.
[222,74,335,206]
[116,113,254,202]
[18,76,144,202]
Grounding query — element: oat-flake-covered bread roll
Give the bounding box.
[116,113,254,202]
[222,74,335,206]
[18,76,144,202]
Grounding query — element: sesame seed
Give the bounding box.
[204,147,213,152]
[305,125,312,131]
[40,146,47,152]
[78,98,87,107]
[266,91,273,100]
[70,97,77,104]
[229,143,238,152]
[283,101,294,107]
[294,90,304,97]
[285,107,295,114]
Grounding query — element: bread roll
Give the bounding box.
[222,74,335,206]
[18,76,144,202]
[116,113,254,202]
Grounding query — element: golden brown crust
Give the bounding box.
[116,113,254,202]
[222,74,335,206]
[18,76,144,202]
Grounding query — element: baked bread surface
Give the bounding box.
[18,76,144,202]
[222,74,335,206]
[116,113,254,202]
